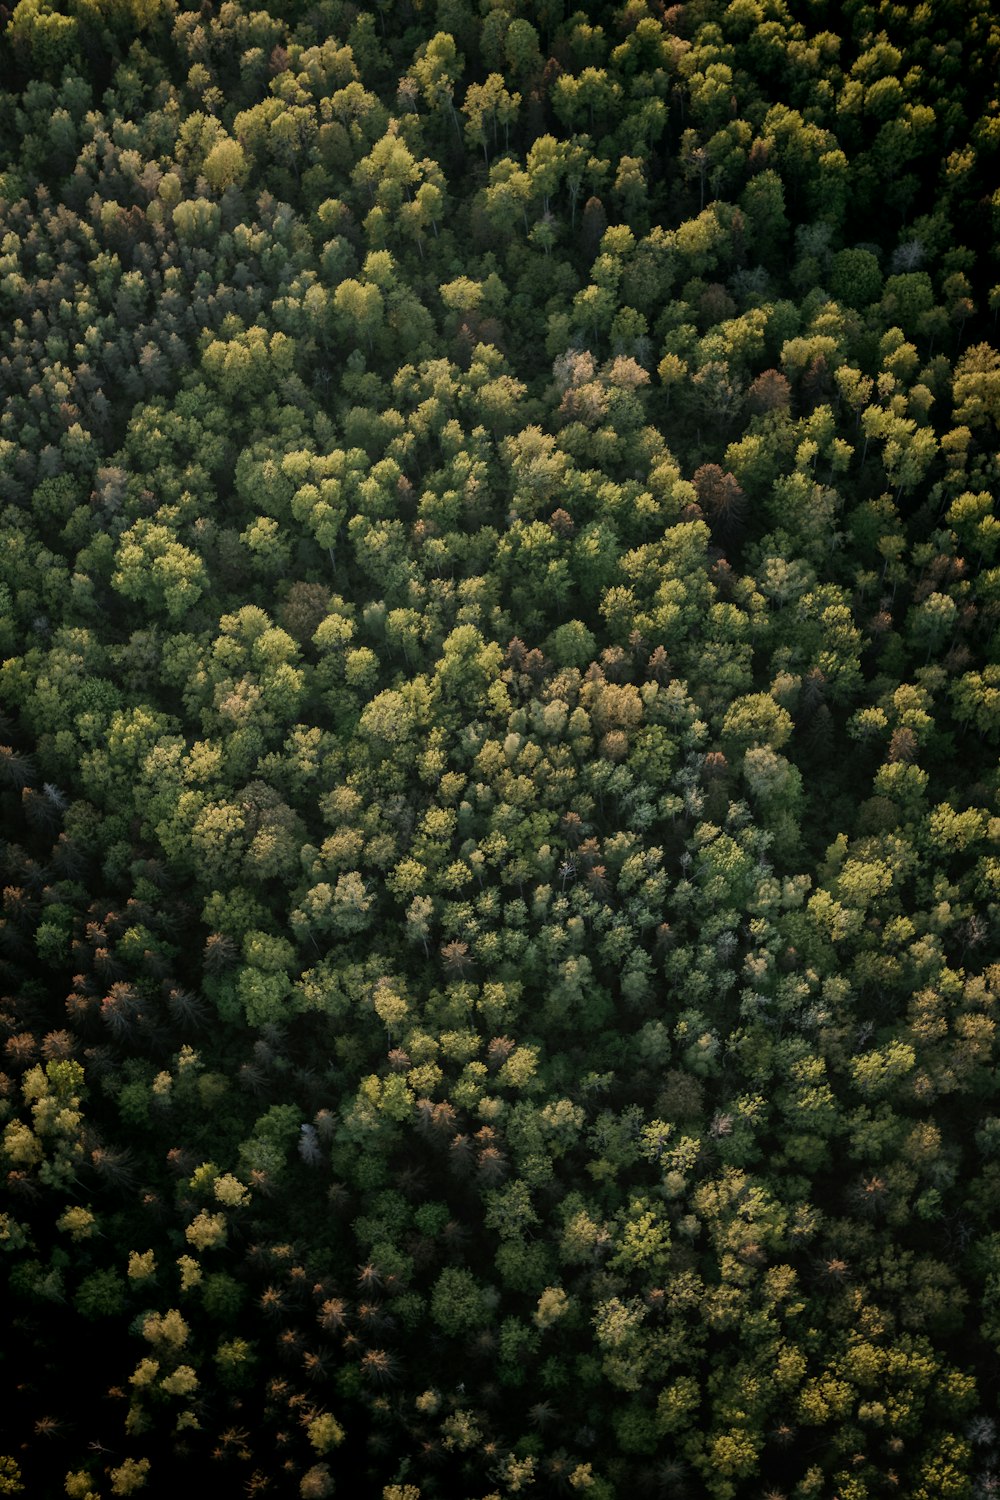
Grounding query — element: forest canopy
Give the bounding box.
[1,0,999,1496]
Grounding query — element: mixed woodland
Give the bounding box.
[1,0,1000,1494]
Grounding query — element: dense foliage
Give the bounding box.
[1,0,1000,1495]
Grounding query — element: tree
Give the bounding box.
[552,68,622,136]
[352,126,420,213]
[111,523,207,622]
[430,1268,495,1337]
[740,169,788,259]
[504,18,542,88]
[411,31,463,135]
[333,278,384,354]
[202,137,248,193]
[721,693,793,754]
[953,343,1000,432]
[831,247,883,309]
[462,75,520,163]
[692,464,747,545]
